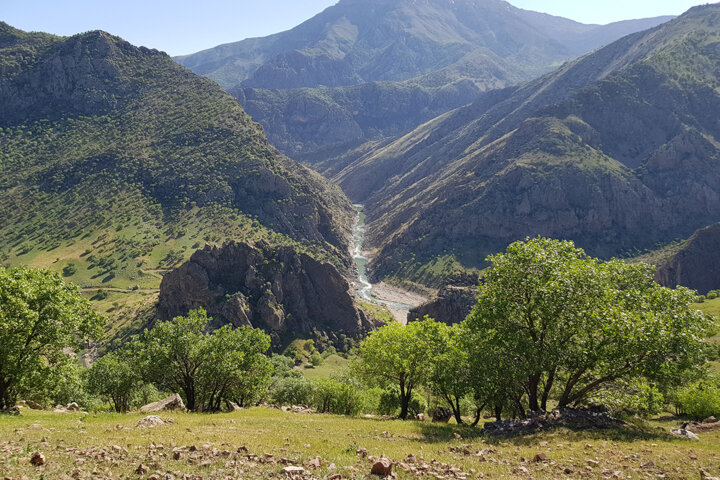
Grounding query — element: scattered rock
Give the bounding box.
[137,415,166,428]
[307,456,321,468]
[533,453,549,462]
[30,452,45,466]
[356,448,367,458]
[139,393,185,412]
[671,428,700,440]
[371,458,393,476]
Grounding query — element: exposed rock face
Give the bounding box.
[157,241,378,344]
[408,286,477,325]
[655,223,720,295]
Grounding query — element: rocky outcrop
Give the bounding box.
[407,286,477,325]
[655,223,720,295]
[157,241,378,344]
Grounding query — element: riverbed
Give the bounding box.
[352,204,427,323]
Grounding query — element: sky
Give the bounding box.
[0,0,711,57]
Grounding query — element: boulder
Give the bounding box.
[66,402,80,411]
[137,415,166,428]
[670,428,700,440]
[371,458,393,476]
[140,393,185,413]
[1,406,21,416]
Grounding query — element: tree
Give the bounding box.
[464,237,713,415]
[426,323,475,424]
[0,266,105,410]
[87,350,142,413]
[131,308,272,411]
[354,318,444,419]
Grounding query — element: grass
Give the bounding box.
[1,408,719,479]
[301,354,350,380]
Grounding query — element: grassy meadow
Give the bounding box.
[2,408,719,479]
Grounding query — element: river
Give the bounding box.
[352,204,422,319]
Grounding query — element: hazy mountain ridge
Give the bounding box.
[334,4,720,286]
[176,0,671,166]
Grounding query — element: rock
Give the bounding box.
[356,448,367,458]
[66,402,80,411]
[431,407,452,423]
[370,458,393,476]
[140,394,185,413]
[533,453,549,462]
[416,413,425,421]
[671,428,700,440]
[30,452,45,466]
[408,286,478,325]
[227,401,242,411]
[147,475,160,480]
[156,241,380,344]
[328,475,342,480]
[703,416,717,423]
[24,400,43,410]
[137,415,166,428]
[282,466,304,474]
[307,457,321,468]
[1,406,20,416]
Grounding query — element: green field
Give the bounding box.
[300,354,350,380]
[1,408,718,479]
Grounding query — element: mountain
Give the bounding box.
[0,23,356,336]
[176,0,670,165]
[176,0,671,91]
[331,4,720,286]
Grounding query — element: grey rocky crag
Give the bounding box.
[407,286,477,325]
[654,223,720,295]
[157,241,378,345]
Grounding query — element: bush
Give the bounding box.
[586,379,664,417]
[62,263,77,277]
[310,353,323,367]
[311,378,363,416]
[678,379,720,420]
[270,376,315,406]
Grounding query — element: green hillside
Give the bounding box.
[0,23,354,337]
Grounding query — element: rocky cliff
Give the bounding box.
[407,286,477,325]
[654,223,720,295]
[157,241,379,345]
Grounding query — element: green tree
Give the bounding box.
[132,308,271,411]
[0,266,105,410]
[87,350,142,413]
[464,237,713,415]
[354,318,444,419]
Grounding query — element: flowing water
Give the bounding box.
[352,204,414,312]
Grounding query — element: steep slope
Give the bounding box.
[651,223,720,295]
[157,241,378,346]
[0,23,355,335]
[334,4,720,286]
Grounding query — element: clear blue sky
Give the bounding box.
[0,0,711,56]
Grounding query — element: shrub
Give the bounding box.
[678,379,720,420]
[270,376,315,406]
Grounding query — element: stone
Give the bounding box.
[307,457,321,468]
[703,416,717,423]
[371,458,393,476]
[24,400,43,410]
[356,448,367,458]
[66,402,80,411]
[670,428,700,440]
[1,406,20,416]
[533,453,549,462]
[134,464,148,474]
[282,466,304,474]
[137,415,166,428]
[30,452,45,466]
[416,413,425,421]
[139,394,185,413]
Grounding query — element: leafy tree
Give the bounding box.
[464,237,713,415]
[0,266,105,410]
[131,308,271,411]
[87,350,142,412]
[354,318,444,419]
